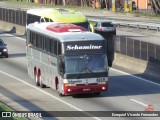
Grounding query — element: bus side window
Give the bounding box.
[57,41,61,55]
[54,40,57,56]
[42,36,45,50]
[40,17,46,23]
[50,19,53,22]
[32,32,36,47]
[50,39,54,54]
[45,37,51,52]
[37,34,42,49]
[44,17,50,22]
[27,31,33,47]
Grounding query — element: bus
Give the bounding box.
[26,8,89,30]
[26,22,109,96]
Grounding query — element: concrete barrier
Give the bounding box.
[113,53,160,80]
[0,20,25,35]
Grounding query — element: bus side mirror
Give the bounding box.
[58,57,65,75]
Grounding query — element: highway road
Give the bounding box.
[0,30,160,120]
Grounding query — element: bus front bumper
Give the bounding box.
[64,84,108,95]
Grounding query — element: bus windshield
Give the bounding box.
[64,54,107,74]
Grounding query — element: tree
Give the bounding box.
[150,0,160,14]
[63,0,66,5]
[117,0,123,10]
[104,0,110,10]
[81,0,89,7]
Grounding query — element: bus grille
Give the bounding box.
[76,83,97,86]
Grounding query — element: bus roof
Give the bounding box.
[27,8,87,23]
[46,23,86,32]
[27,22,104,42]
[27,8,54,16]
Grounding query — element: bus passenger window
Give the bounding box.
[44,17,50,22]
[58,42,61,55]
[40,18,45,23]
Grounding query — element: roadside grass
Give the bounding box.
[0,102,26,120]
[6,1,160,19]
[6,0,100,11]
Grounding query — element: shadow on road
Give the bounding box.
[0,27,25,38]
[8,53,26,58]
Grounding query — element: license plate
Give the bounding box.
[83,88,90,91]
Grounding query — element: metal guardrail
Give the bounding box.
[114,36,160,63]
[88,18,160,32]
[0,8,26,26]
[114,21,160,32]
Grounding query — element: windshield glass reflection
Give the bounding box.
[64,54,107,74]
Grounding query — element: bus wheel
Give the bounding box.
[56,79,64,97]
[39,75,46,88]
[58,91,64,97]
[35,74,40,86]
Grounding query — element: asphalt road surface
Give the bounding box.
[0,32,160,120]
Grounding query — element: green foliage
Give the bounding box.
[0,103,26,120]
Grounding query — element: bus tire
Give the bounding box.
[39,75,46,88]
[58,91,64,97]
[5,55,8,58]
[108,60,112,67]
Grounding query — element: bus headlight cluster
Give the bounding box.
[64,83,73,87]
[97,78,106,84]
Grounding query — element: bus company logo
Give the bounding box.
[144,104,154,111]
[2,112,11,117]
[66,44,102,50]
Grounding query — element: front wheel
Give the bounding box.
[39,75,46,88]
[58,91,64,97]
[56,82,64,97]
[5,55,8,58]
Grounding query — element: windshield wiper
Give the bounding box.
[86,67,93,73]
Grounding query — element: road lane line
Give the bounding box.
[0,70,101,120]
[111,68,160,87]
[130,99,147,107]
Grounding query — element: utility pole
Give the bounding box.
[63,0,66,6]
[129,0,133,12]
[124,0,128,12]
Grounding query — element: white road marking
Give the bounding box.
[111,68,160,87]
[0,70,101,120]
[130,99,147,107]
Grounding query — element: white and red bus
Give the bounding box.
[26,22,109,96]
